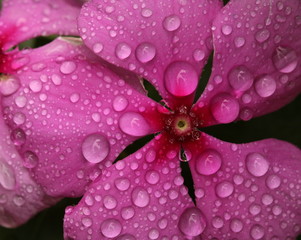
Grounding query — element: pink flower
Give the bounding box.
[0,0,300,240]
[0,0,82,227]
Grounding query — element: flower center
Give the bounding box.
[163,105,201,143]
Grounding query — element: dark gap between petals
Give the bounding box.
[202,95,301,148]
[193,52,213,104]
[17,35,59,50]
[180,159,196,205]
[142,78,163,103]
[113,133,156,164]
[223,0,230,6]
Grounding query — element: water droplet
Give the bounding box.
[266,175,281,189]
[163,15,181,32]
[119,112,150,137]
[23,151,39,168]
[230,219,243,233]
[121,207,135,220]
[234,37,245,48]
[246,152,269,177]
[135,42,156,63]
[103,195,117,209]
[10,128,26,146]
[13,195,25,206]
[261,193,273,206]
[70,93,80,103]
[249,203,261,215]
[141,8,153,18]
[115,43,132,60]
[272,46,298,73]
[100,218,122,238]
[82,217,92,227]
[250,224,265,240]
[0,162,16,190]
[93,43,104,53]
[15,96,27,108]
[145,149,156,163]
[131,187,150,208]
[114,177,130,191]
[0,75,20,96]
[13,112,26,125]
[212,216,224,229]
[195,149,222,175]
[82,133,110,163]
[60,61,77,74]
[29,80,42,93]
[145,170,160,185]
[51,74,62,85]
[113,96,128,112]
[255,75,276,98]
[178,207,206,237]
[211,93,239,123]
[255,29,270,43]
[164,61,198,97]
[228,66,254,92]
[216,181,234,198]
[193,49,205,62]
[221,25,233,35]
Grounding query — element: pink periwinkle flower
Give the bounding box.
[0,0,300,239]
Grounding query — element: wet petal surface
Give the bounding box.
[78,0,221,103]
[189,133,301,240]
[1,37,158,197]
[64,138,195,240]
[195,0,301,125]
[0,0,82,50]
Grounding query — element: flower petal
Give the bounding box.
[194,0,301,125]
[0,0,82,50]
[1,37,158,197]
[0,96,58,228]
[78,0,221,103]
[188,133,301,239]
[64,137,195,240]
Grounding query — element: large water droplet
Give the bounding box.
[178,207,206,237]
[215,181,234,198]
[163,15,181,32]
[255,75,276,98]
[115,43,132,60]
[195,149,222,175]
[228,66,254,92]
[255,29,270,43]
[93,43,104,53]
[234,37,245,48]
[23,151,39,168]
[82,133,110,163]
[121,207,135,220]
[51,74,62,86]
[119,112,150,137]
[221,25,233,35]
[145,170,160,185]
[100,218,122,238]
[114,177,130,191]
[103,195,117,209]
[135,42,156,63]
[246,152,269,177]
[230,218,243,233]
[131,187,150,208]
[60,61,77,74]
[0,75,20,96]
[0,162,16,190]
[272,46,298,73]
[113,96,128,112]
[250,224,265,240]
[164,61,198,97]
[211,93,239,123]
[10,128,26,146]
[266,174,281,189]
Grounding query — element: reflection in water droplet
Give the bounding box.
[119,112,150,137]
[163,15,181,32]
[228,65,254,92]
[215,181,234,198]
[272,46,298,73]
[0,75,20,96]
[0,162,16,190]
[23,151,39,168]
[113,96,128,112]
[255,75,276,98]
[230,218,243,233]
[195,149,222,175]
[100,218,122,238]
[131,187,150,208]
[266,175,281,189]
[115,43,132,60]
[82,133,110,163]
[250,224,265,240]
[93,43,104,53]
[135,42,156,63]
[60,61,77,74]
[234,37,245,48]
[246,152,269,177]
[255,29,270,43]
[178,207,206,237]
[164,61,198,97]
[221,25,233,35]
[11,128,26,146]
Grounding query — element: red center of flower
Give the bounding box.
[163,105,201,144]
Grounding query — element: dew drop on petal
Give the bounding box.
[115,43,132,60]
[119,112,150,137]
[82,133,110,163]
[255,75,276,98]
[145,149,156,163]
[10,128,26,146]
[272,46,298,73]
[163,15,181,32]
[145,170,160,185]
[103,195,117,210]
[0,75,20,96]
[113,96,128,112]
[93,43,104,53]
[195,149,222,175]
[230,218,243,233]
[212,216,224,229]
[114,177,130,191]
[193,49,205,62]
[228,65,254,92]
[100,218,122,238]
[255,29,270,43]
[246,152,269,177]
[234,37,245,48]
[60,61,77,74]
[131,187,150,208]
[164,61,198,97]
[135,42,156,63]
[121,207,135,220]
[51,74,62,86]
[82,217,92,227]
[250,224,265,240]
[0,162,16,190]
[211,93,239,123]
[266,174,281,189]
[23,151,39,168]
[29,80,42,93]
[221,25,233,35]
[215,181,234,198]
[178,207,206,237]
